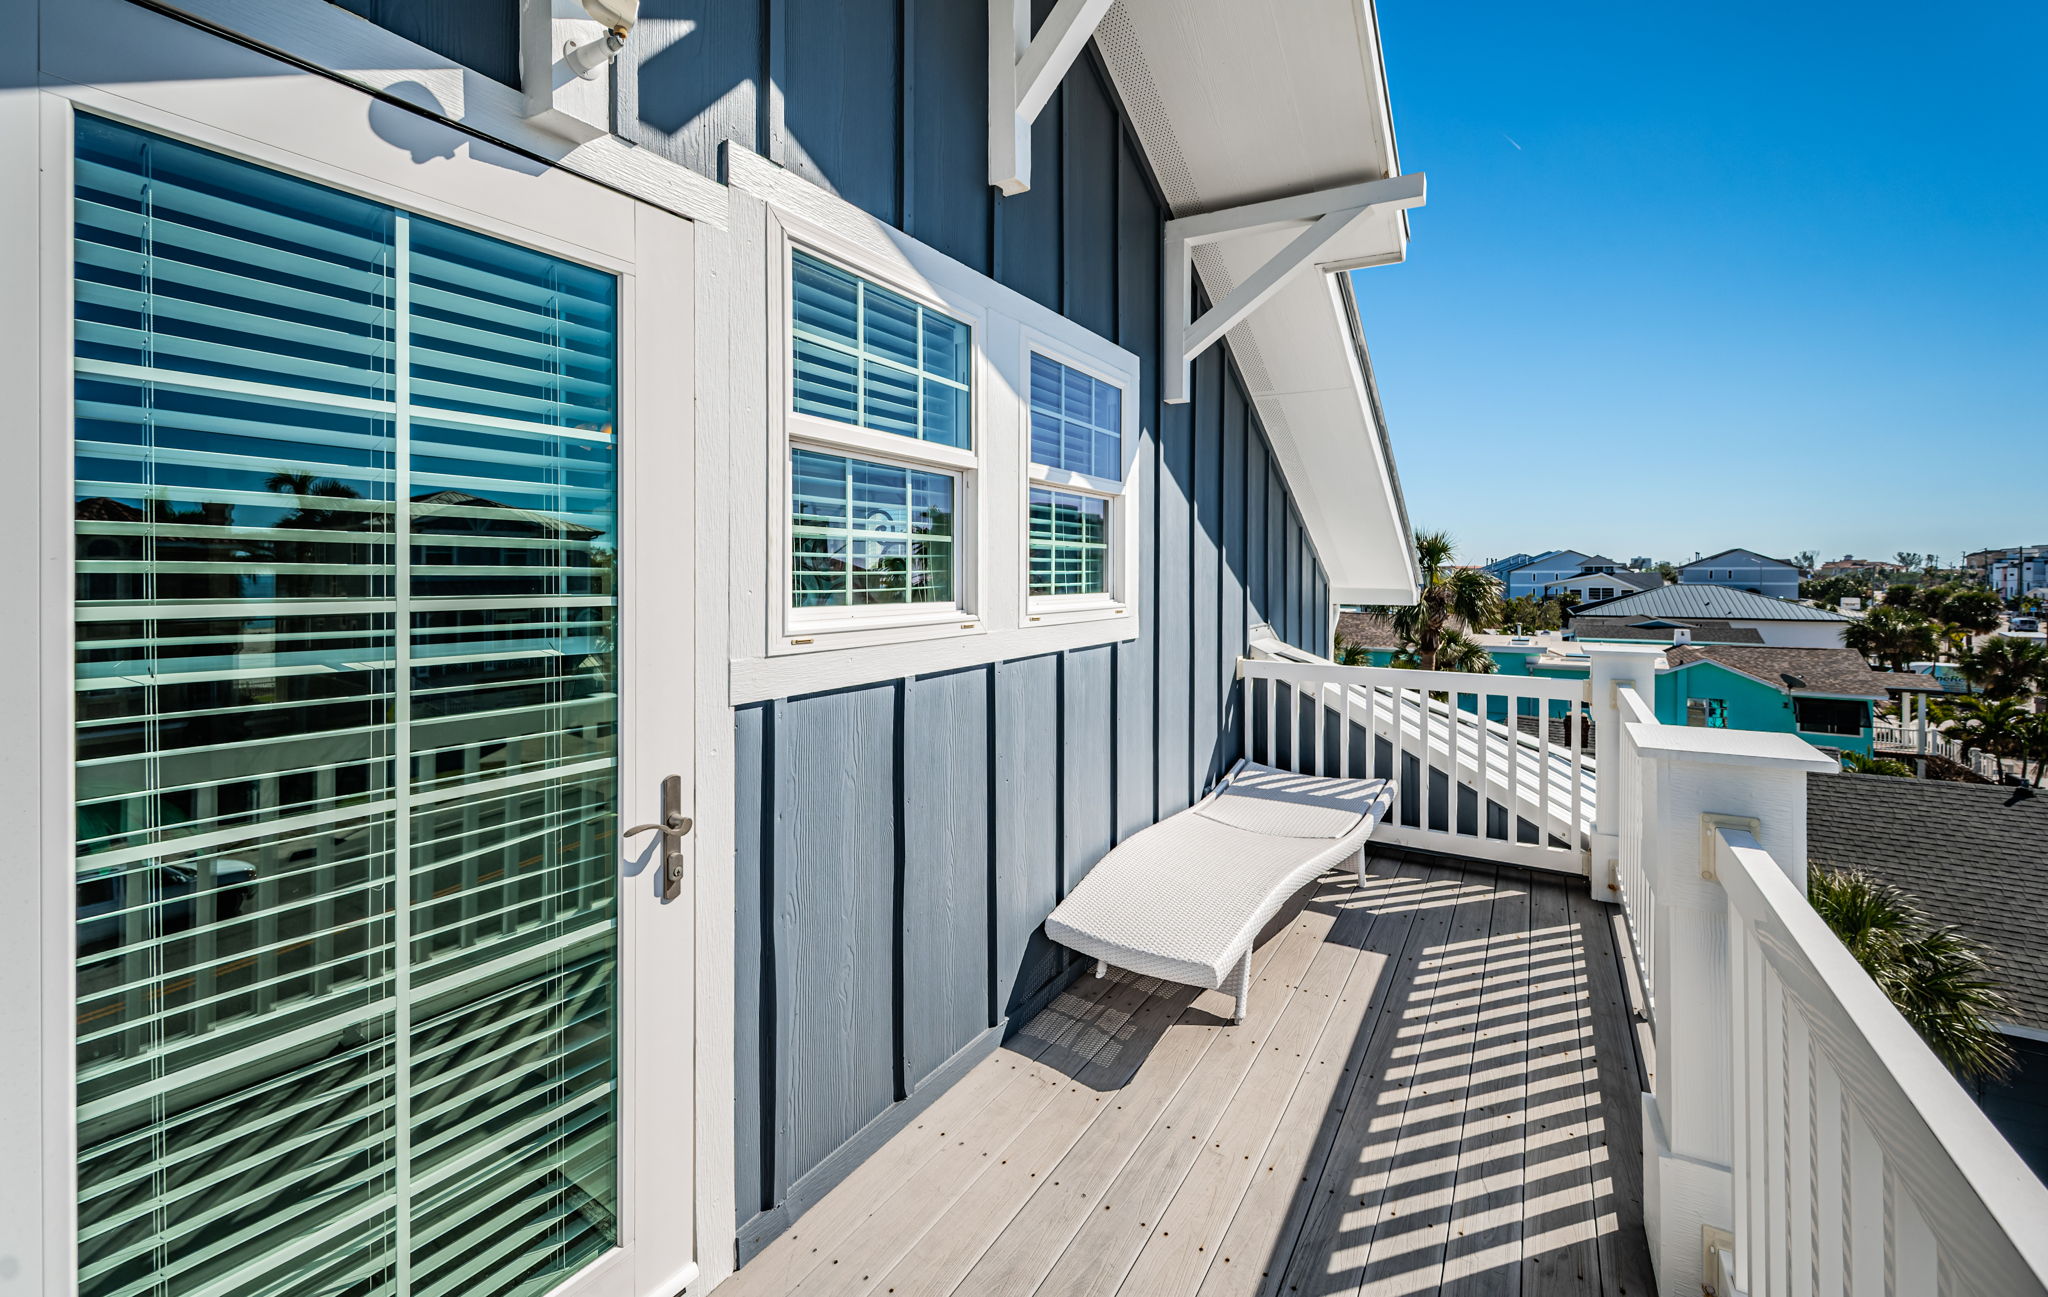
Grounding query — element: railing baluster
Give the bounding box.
[1339,682,1352,779]
[1536,691,1554,851]
[1314,680,1327,776]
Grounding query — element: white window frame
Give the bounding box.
[776,237,987,644]
[1019,331,1139,623]
[732,146,1143,702]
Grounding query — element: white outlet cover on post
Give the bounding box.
[521,0,615,142]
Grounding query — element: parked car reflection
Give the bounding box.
[76,859,258,955]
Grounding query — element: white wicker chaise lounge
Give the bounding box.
[1043,759,1397,1023]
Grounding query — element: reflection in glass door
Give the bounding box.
[73,116,623,1297]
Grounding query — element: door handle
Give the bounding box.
[622,773,691,901]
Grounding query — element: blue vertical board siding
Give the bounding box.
[994,655,1063,1014]
[1060,69,1119,341]
[331,0,520,86]
[1154,388,1195,817]
[1246,434,1269,624]
[774,684,899,1183]
[904,0,992,272]
[1219,389,1248,775]
[1113,137,1160,843]
[779,0,902,223]
[998,94,1063,310]
[1189,348,1222,793]
[1266,466,1285,635]
[901,668,993,1089]
[618,0,764,177]
[733,702,770,1219]
[1060,646,1116,890]
[688,20,1340,1253]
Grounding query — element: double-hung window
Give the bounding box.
[786,249,975,628]
[1026,351,1127,611]
[754,181,1140,687]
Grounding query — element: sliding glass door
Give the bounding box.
[72,115,629,1297]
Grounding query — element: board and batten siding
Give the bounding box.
[617,0,1333,1254]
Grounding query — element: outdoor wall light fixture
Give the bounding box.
[560,0,639,79]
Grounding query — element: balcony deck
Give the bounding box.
[720,850,1656,1297]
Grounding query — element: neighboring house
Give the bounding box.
[1676,547,1802,599]
[1569,616,1767,645]
[1807,775,2048,1184]
[0,4,1425,1295]
[1490,549,1627,599]
[1817,556,1906,580]
[1542,568,1660,605]
[1480,551,1539,580]
[1991,547,2048,601]
[1659,645,1890,755]
[1568,584,1855,648]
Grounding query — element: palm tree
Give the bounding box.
[1844,604,1937,672]
[1370,530,1502,673]
[2013,711,2048,787]
[1945,695,2029,781]
[1957,635,2048,701]
[1839,750,1912,777]
[1388,627,1497,674]
[1807,867,2014,1082]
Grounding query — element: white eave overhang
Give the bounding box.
[1093,0,1421,606]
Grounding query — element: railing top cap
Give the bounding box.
[1578,642,1670,660]
[1626,721,1840,772]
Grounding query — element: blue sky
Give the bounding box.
[1353,2,2048,570]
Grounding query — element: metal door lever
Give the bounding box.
[622,774,691,900]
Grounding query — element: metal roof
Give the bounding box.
[1572,585,1852,623]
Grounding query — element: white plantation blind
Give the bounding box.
[72,115,623,1297]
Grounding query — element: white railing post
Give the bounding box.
[1628,724,1835,1296]
[1582,643,1667,902]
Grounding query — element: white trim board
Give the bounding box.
[721,143,1142,706]
[126,0,728,229]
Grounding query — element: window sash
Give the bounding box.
[1028,487,1110,599]
[1026,352,1122,483]
[790,250,972,451]
[789,447,959,615]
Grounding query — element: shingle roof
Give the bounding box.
[1571,584,1852,622]
[1571,617,1767,645]
[1663,645,1889,699]
[1334,611,1403,649]
[1806,773,2048,1032]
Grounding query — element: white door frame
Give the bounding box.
[0,1,699,1290]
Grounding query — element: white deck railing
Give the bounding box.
[1712,823,2048,1296]
[1239,654,1592,874]
[1582,639,2048,1297]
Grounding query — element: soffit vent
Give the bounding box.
[1093,4,1201,212]
[1096,6,1280,399]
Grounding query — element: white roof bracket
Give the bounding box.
[1163,173,1426,402]
[989,0,1115,195]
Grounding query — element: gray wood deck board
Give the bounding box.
[1576,891,1658,1297]
[1438,868,1534,1296]
[1520,878,1604,1297]
[719,853,1650,1297]
[1191,854,1440,1297]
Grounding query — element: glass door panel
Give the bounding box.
[72,115,623,1297]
